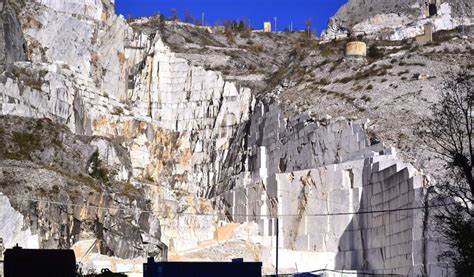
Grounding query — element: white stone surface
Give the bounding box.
[34,0,108,20]
[324,2,472,41]
[0,193,39,249]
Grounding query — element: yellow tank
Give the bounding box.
[345,41,367,57]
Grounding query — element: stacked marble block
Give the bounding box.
[246,103,375,181]
[225,152,425,273]
[222,102,382,224]
[357,156,420,274]
[269,152,442,275]
[219,100,447,274]
[358,155,447,275]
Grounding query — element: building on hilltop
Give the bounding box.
[345,41,367,58]
[423,0,439,17]
[416,24,434,44]
[263,21,272,33]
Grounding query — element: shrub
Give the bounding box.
[240,28,252,39]
[4,131,41,160]
[225,29,235,44]
[368,45,384,60]
[246,44,263,53]
[111,106,123,115]
[338,76,353,84]
[398,69,409,76]
[321,47,335,57]
[159,14,166,29]
[319,78,330,85]
[329,63,338,72]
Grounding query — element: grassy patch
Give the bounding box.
[321,89,356,102]
[4,132,41,160]
[318,78,330,85]
[321,47,336,57]
[406,62,426,67]
[111,106,123,116]
[337,64,393,83]
[368,45,384,60]
[5,66,48,91]
[337,76,353,84]
[241,43,264,53]
[319,40,345,58]
[116,182,141,202]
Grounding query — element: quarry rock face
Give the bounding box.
[0,0,26,68]
[322,0,472,40]
[0,0,468,275]
[216,102,444,275]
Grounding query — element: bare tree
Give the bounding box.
[419,69,474,275]
[304,18,313,39]
[169,8,178,21]
[183,10,200,25]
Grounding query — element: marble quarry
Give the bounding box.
[0,0,454,275]
[322,1,472,41]
[219,102,447,275]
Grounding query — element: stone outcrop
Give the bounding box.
[215,101,446,275]
[0,0,27,68]
[0,192,39,249]
[0,116,164,259]
[0,0,253,266]
[322,0,472,40]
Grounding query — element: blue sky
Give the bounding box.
[115,0,348,35]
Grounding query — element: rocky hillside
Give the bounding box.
[273,29,473,173]
[0,116,164,259]
[0,0,472,275]
[322,0,472,40]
